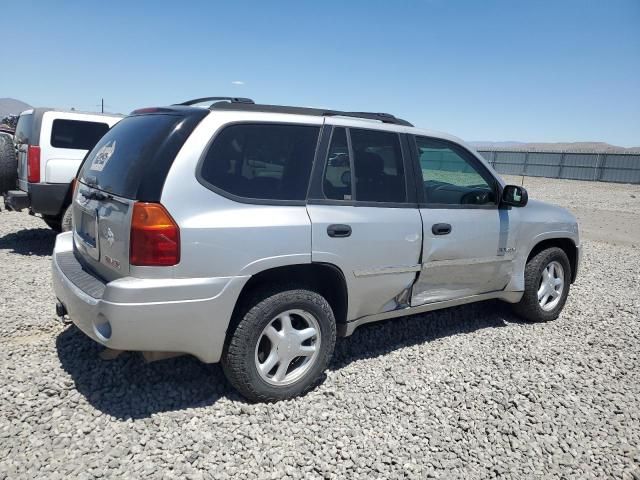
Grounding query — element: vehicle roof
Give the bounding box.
[153,100,470,147]
[19,107,124,119]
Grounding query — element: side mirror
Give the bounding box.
[501,185,528,207]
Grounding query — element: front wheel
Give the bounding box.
[222,288,336,402]
[512,247,571,322]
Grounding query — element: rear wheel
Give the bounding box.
[512,247,571,322]
[60,205,73,232]
[222,288,336,402]
[0,133,17,195]
[42,205,72,232]
[42,215,62,232]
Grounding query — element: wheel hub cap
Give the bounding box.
[255,309,321,386]
[537,261,565,311]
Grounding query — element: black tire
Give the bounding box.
[0,133,17,195]
[222,287,336,402]
[42,215,62,232]
[60,204,73,232]
[512,247,571,322]
[42,205,72,232]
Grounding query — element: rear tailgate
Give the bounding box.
[73,185,134,281]
[73,108,208,280]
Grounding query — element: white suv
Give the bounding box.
[52,97,580,402]
[3,108,121,230]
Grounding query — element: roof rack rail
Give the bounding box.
[324,111,412,127]
[209,102,413,126]
[175,97,255,106]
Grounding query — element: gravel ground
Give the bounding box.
[1,178,639,479]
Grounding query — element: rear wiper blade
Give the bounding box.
[78,188,112,201]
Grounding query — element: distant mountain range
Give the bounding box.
[0,98,32,118]
[469,141,640,154]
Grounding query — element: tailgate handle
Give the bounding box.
[327,224,352,238]
[432,223,452,235]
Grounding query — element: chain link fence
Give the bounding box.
[477,150,640,184]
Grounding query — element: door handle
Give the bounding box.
[432,223,452,235]
[327,224,352,238]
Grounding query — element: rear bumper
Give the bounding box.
[51,232,249,363]
[3,190,30,211]
[29,182,70,216]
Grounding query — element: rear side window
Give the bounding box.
[79,114,193,199]
[51,119,110,150]
[199,123,320,201]
[350,128,406,203]
[323,128,352,200]
[14,113,34,145]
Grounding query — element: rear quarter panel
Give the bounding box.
[160,111,325,279]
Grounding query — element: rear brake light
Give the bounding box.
[130,202,180,266]
[27,146,41,183]
[130,107,173,114]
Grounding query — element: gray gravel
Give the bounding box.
[1,179,639,479]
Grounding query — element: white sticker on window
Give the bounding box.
[90,140,116,172]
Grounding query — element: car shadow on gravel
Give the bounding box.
[56,326,237,419]
[330,300,523,370]
[0,227,56,256]
[56,301,525,419]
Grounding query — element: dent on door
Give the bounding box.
[411,208,515,306]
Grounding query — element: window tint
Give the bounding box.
[79,114,186,199]
[351,128,406,203]
[51,119,110,150]
[416,136,496,206]
[323,128,352,200]
[14,113,34,145]
[200,124,319,201]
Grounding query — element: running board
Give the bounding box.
[338,290,523,337]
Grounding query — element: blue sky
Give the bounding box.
[2,0,639,146]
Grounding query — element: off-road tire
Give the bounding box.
[512,247,571,322]
[222,287,336,402]
[0,133,17,195]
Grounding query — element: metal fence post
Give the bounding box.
[523,152,529,176]
[594,154,602,182]
[558,152,566,179]
[597,154,607,181]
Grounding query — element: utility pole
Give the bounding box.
[101,98,104,113]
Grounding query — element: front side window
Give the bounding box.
[350,128,406,203]
[51,119,110,150]
[416,136,496,206]
[200,123,320,201]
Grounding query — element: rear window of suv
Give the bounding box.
[199,123,320,202]
[14,113,34,145]
[50,119,110,150]
[78,112,207,200]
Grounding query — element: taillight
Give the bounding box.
[27,146,41,183]
[130,202,180,266]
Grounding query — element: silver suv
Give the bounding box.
[52,97,581,402]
